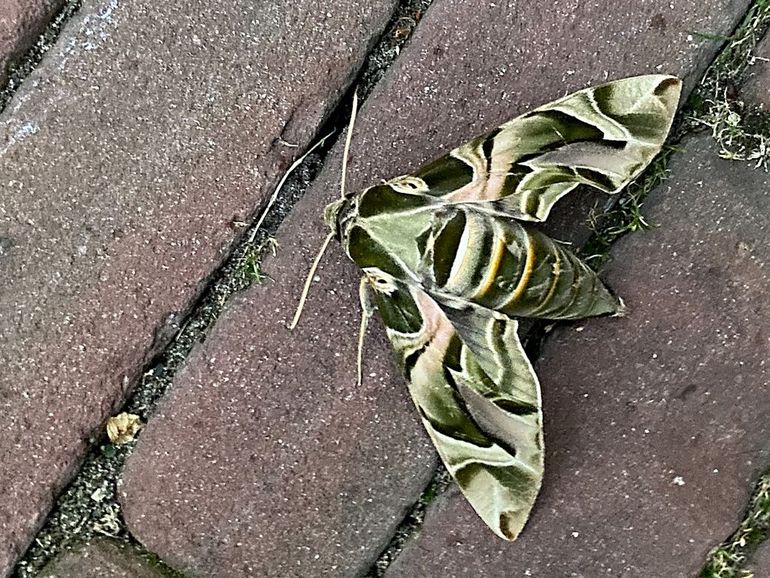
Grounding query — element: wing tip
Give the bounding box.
[654,75,683,111]
[498,509,530,541]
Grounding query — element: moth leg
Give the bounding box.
[357,276,376,386]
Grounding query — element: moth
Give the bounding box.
[294,75,680,540]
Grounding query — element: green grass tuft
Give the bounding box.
[235,237,278,284]
[701,469,770,578]
[582,146,676,269]
[688,0,770,168]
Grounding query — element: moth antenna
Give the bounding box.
[340,89,359,200]
[290,89,359,330]
[289,231,334,330]
[249,130,334,244]
[356,277,376,386]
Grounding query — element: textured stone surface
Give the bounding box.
[747,539,770,575]
[0,0,396,575]
[385,135,770,577]
[38,539,165,578]
[0,0,63,86]
[120,0,751,576]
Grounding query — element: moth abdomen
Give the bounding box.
[422,207,620,320]
[495,226,621,320]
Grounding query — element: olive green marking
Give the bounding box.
[414,153,475,197]
[347,225,407,279]
[431,210,467,287]
[357,184,432,218]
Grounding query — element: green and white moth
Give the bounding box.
[299,75,681,540]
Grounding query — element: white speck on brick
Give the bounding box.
[15,122,39,139]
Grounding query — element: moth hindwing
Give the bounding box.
[325,75,681,540]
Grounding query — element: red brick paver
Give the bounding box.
[0,0,397,575]
[38,539,165,578]
[0,0,63,85]
[120,0,751,576]
[385,135,770,577]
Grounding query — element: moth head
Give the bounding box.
[323,195,357,241]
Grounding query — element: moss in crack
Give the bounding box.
[358,0,432,91]
[36,538,188,578]
[701,469,770,578]
[581,144,679,271]
[235,237,278,284]
[140,550,189,578]
[366,466,452,578]
[687,0,770,168]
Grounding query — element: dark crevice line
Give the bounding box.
[701,466,770,577]
[365,465,453,578]
[0,0,83,114]
[11,0,434,576]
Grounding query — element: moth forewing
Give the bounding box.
[321,74,681,540]
[409,74,681,223]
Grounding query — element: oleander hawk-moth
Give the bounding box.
[322,75,680,540]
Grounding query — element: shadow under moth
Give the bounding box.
[292,75,681,540]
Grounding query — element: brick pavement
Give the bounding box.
[119,0,756,576]
[4,0,769,576]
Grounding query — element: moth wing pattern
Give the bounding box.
[365,272,543,540]
[387,74,681,222]
[326,74,682,541]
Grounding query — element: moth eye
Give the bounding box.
[366,272,395,294]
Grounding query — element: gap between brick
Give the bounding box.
[0,0,83,113]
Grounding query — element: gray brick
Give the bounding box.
[747,539,770,575]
